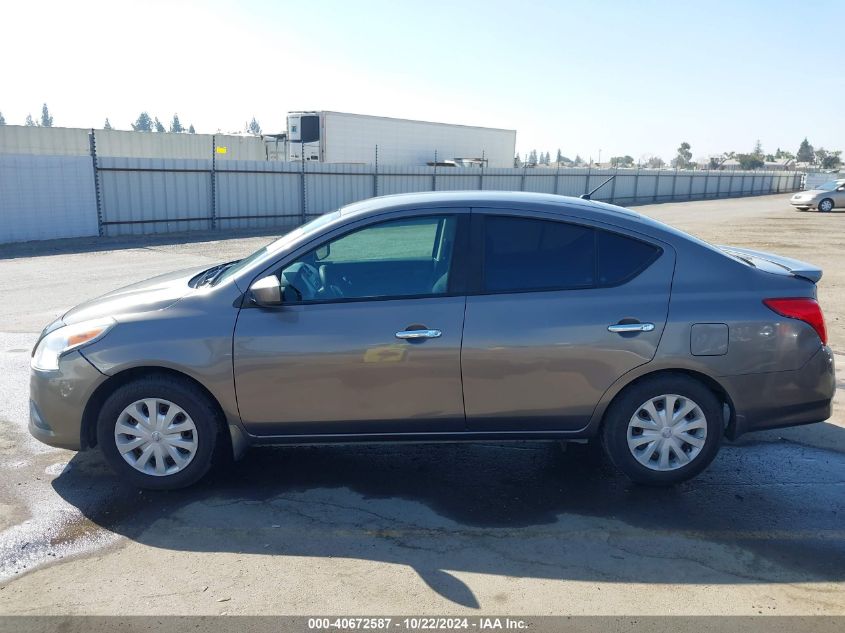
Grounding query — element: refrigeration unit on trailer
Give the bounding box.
[286,111,516,167]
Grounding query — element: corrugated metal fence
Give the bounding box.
[0,126,804,243]
[93,159,801,237]
[803,172,843,190]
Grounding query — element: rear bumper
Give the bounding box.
[725,345,836,439]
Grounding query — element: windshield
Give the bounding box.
[817,181,843,191]
[212,210,342,285]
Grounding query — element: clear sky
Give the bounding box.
[2,0,842,162]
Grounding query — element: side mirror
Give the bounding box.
[249,275,283,307]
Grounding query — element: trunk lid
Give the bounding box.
[718,245,822,283]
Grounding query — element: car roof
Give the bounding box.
[339,190,643,223]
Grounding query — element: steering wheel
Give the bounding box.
[282,262,322,301]
[316,265,353,299]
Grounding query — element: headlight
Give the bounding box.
[31,317,116,371]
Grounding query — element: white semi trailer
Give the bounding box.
[287,111,516,167]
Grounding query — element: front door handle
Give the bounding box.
[395,329,442,340]
[608,322,655,333]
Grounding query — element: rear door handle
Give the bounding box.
[395,329,442,340]
[608,322,655,333]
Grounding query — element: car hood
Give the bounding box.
[61,265,209,325]
[793,189,826,197]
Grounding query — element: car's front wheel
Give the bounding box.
[602,375,722,486]
[818,198,834,212]
[97,375,220,489]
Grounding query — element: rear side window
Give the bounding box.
[483,216,594,292]
[481,215,660,293]
[597,230,661,285]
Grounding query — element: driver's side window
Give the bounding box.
[279,215,457,303]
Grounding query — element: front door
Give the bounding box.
[461,212,675,431]
[233,212,469,436]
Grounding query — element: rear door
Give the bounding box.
[461,210,675,431]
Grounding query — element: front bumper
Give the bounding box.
[724,345,836,439]
[790,197,817,209]
[29,350,107,451]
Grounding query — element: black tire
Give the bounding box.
[818,198,834,213]
[97,374,221,490]
[601,374,722,486]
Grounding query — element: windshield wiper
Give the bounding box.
[193,261,238,287]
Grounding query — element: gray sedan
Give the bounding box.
[29,192,835,489]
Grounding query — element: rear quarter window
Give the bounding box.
[597,230,661,286]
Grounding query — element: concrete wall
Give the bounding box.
[0,154,99,243]
[0,126,267,161]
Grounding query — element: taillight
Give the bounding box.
[763,298,827,345]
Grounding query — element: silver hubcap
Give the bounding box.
[820,200,833,212]
[114,398,198,476]
[627,394,707,471]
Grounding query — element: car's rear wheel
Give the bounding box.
[97,375,220,489]
[601,375,722,486]
[818,198,834,212]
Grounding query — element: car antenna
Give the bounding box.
[580,175,615,200]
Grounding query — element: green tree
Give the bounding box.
[752,139,763,158]
[708,153,733,169]
[573,154,584,166]
[815,148,842,170]
[25,114,35,126]
[131,112,153,132]
[169,113,185,133]
[555,148,563,164]
[40,103,53,127]
[103,118,112,130]
[775,147,795,160]
[514,154,522,167]
[735,153,764,170]
[645,156,665,169]
[528,149,538,165]
[671,142,692,168]
[154,117,166,133]
[610,155,634,168]
[247,117,262,135]
[188,124,196,134]
[796,137,814,163]
[0,112,5,125]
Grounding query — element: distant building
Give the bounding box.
[717,158,795,171]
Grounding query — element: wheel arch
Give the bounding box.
[80,366,238,457]
[590,367,737,437]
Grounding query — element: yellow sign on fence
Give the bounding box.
[215,146,228,154]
